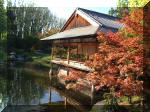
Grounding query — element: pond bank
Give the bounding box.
[7,50,51,69]
[26,52,50,69]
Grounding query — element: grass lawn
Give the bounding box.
[118,96,143,112]
[27,51,51,68]
[119,96,143,105]
[0,50,7,62]
[7,48,51,68]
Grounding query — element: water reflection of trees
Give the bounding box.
[0,65,8,110]
[0,66,50,106]
[0,77,7,110]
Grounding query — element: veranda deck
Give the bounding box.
[51,58,94,72]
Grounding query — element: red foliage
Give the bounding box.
[57,68,86,91]
[66,83,84,91]
[58,68,86,82]
[84,9,143,98]
[115,77,143,97]
[64,68,86,81]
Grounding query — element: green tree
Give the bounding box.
[0,0,7,62]
[0,0,7,39]
[109,0,150,17]
[128,0,150,7]
[6,0,66,51]
[109,0,129,17]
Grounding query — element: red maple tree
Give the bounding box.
[85,9,143,98]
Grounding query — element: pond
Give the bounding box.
[0,62,93,112]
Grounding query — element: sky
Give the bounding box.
[31,0,118,19]
[49,7,113,20]
[12,0,118,19]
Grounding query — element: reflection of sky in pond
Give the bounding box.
[0,63,65,112]
[40,90,64,104]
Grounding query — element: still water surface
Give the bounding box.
[0,62,92,112]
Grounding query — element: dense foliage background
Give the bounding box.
[0,0,66,62]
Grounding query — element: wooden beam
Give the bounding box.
[55,42,98,46]
[67,46,70,64]
[51,43,54,60]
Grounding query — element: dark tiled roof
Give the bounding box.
[78,8,125,29]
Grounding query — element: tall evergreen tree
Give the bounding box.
[0,0,7,39]
[6,0,66,50]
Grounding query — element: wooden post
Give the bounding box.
[49,64,53,79]
[67,46,70,64]
[96,43,98,53]
[64,97,67,108]
[77,45,79,61]
[86,52,89,60]
[87,55,89,60]
[49,68,52,104]
[86,45,88,60]
[49,87,52,103]
[51,43,54,60]
[81,45,83,62]
[49,69,52,80]
[91,83,94,105]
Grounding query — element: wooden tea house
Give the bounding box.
[41,8,124,72]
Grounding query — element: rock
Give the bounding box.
[91,100,106,112]
[10,52,16,55]
[16,56,24,61]
[0,61,4,64]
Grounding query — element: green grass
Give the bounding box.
[118,96,143,105]
[8,49,51,68]
[41,55,50,62]
[0,50,7,62]
[29,52,51,68]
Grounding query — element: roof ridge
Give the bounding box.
[77,7,122,20]
[77,8,102,26]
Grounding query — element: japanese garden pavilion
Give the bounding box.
[41,8,124,72]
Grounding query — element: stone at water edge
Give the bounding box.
[91,100,106,111]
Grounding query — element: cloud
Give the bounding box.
[30,0,118,19]
[33,0,118,7]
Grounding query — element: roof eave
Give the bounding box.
[40,33,97,41]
